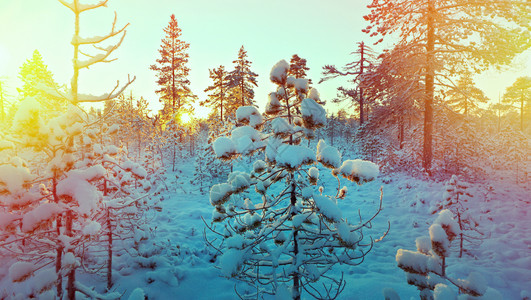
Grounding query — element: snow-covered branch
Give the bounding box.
[57,0,109,14]
[74,29,127,69]
[71,12,129,46]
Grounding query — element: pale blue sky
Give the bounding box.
[0,0,529,116]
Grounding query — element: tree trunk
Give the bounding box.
[359,42,365,126]
[53,175,63,299]
[520,91,524,132]
[107,208,113,290]
[331,119,335,146]
[498,92,501,133]
[172,40,176,116]
[399,116,405,150]
[290,178,300,300]
[66,211,76,300]
[105,180,113,290]
[220,94,224,123]
[465,98,468,119]
[284,86,301,300]
[441,256,446,277]
[458,210,463,258]
[241,78,245,107]
[72,9,80,103]
[516,161,519,184]
[0,82,4,123]
[172,141,176,172]
[423,0,435,174]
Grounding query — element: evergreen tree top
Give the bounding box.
[150,14,193,119]
[289,54,310,80]
[19,50,57,98]
[503,76,531,105]
[227,45,258,106]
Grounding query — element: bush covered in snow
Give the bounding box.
[396,210,500,300]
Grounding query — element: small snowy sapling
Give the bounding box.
[205,60,387,300]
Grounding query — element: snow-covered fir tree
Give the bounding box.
[396,210,501,299]
[205,59,386,299]
[431,175,484,258]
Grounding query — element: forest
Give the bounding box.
[0,0,529,299]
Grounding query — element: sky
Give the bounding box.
[0,0,529,118]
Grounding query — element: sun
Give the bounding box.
[180,112,192,124]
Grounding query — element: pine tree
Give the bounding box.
[18,50,65,114]
[193,130,230,194]
[364,0,531,173]
[445,71,489,119]
[105,93,152,159]
[206,60,386,299]
[227,46,258,107]
[431,175,484,257]
[288,54,311,84]
[321,42,375,125]
[503,128,528,184]
[150,14,191,121]
[202,65,232,122]
[503,76,531,132]
[325,113,346,147]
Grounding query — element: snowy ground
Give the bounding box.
[108,158,530,300]
[1,157,528,299]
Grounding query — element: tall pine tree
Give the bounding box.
[446,71,489,118]
[150,14,191,121]
[202,65,232,122]
[321,42,375,125]
[503,76,530,132]
[227,46,258,107]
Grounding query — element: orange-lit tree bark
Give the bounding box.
[364,0,531,173]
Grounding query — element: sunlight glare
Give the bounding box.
[181,112,192,124]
